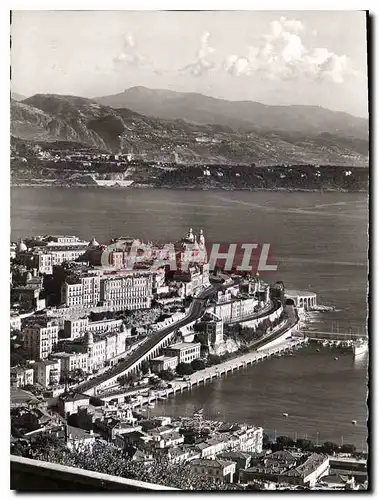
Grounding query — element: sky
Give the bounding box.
[11,10,368,117]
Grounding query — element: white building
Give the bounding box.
[23,319,59,360]
[99,273,153,310]
[52,351,89,374]
[83,329,130,372]
[10,313,22,331]
[163,342,201,364]
[34,358,61,387]
[61,270,153,311]
[234,425,263,453]
[61,274,101,308]
[210,296,260,323]
[150,355,179,373]
[10,366,34,387]
[63,317,125,340]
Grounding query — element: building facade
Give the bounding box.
[150,355,179,373]
[61,275,101,308]
[99,273,153,311]
[33,359,61,387]
[63,317,125,340]
[10,366,34,387]
[163,342,201,364]
[190,459,236,484]
[52,351,89,374]
[23,319,59,360]
[61,271,153,311]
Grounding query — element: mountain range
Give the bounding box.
[96,86,368,140]
[10,89,369,166]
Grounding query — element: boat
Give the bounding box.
[282,413,289,418]
[352,339,368,357]
[352,420,357,425]
[334,357,339,360]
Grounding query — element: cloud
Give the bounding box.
[113,34,150,70]
[180,31,217,77]
[224,16,356,83]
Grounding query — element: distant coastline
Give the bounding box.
[11,183,368,193]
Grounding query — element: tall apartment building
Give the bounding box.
[61,274,101,308]
[22,319,59,360]
[33,358,61,387]
[196,312,224,347]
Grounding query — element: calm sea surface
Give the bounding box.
[11,188,369,448]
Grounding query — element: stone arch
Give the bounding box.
[286,298,295,306]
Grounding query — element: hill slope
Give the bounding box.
[11,92,28,101]
[95,86,369,140]
[10,94,369,166]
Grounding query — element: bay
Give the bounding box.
[11,187,369,448]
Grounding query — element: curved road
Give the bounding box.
[76,284,222,393]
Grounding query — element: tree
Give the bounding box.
[140,360,150,375]
[238,345,249,354]
[276,436,295,449]
[176,362,194,376]
[158,369,175,381]
[191,359,205,371]
[208,354,221,366]
[295,439,314,452]
[118,372,139,386]
[321,441,339,455]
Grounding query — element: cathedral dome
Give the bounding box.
[17,240,27,253]
[89,237,100,248]
[85,331,94,345]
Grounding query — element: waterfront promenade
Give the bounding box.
[105,335,309,408]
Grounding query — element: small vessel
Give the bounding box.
[334,357,339,360]
[352,339,368,357]
[316,349,320,352]
[352,420,357,425]
[282,413,289,418]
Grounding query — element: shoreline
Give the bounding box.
[10,183,367,194]
[129,334,309,411]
